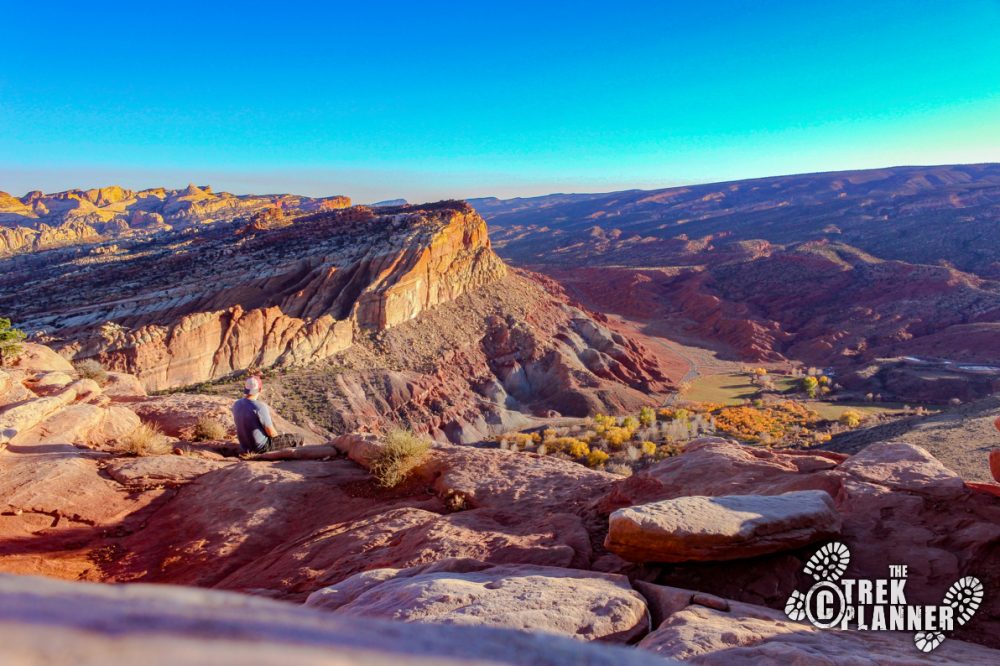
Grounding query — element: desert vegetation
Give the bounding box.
[73,359,109,385]
[120,422,172,456]
[193,416,227,441]
[0,318,25,365]
[493,386,903,473]
[369,429,432,488]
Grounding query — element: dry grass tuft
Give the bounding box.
[121,422,172,456]
[369,429,431,488]
[194,416,227,441]
[74,359,108,385]
[606,462,634,477]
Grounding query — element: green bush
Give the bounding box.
[0,318,26,366]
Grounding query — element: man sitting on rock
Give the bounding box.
[232,376,303,454]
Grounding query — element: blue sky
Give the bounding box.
[2,1,999,201]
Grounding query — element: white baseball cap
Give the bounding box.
[244,376,263,395]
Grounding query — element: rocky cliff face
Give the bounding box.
[258,268,670,442]
[0,184,350,256]
[5,203,506,390]
[1,200,669,439]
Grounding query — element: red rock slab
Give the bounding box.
[0,573,669,666]
[306,558,650,644]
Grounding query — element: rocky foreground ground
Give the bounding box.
[1,343,999,664]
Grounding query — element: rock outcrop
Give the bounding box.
[0,574,667,666]
[605,490,840,563]
[599,437,1000,648]
[306,558,650,643]
[40,204,507,391]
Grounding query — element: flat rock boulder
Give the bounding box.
[605,490,841,563]
[102,372,147,400]
[838,441,966,496]
[10,343,75,375]
[26,371,75,394]
[0,453,137,527]
[104,456,233,489]
[0,573,670,666]
[306,558,650,643]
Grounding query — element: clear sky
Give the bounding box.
[2,1,999,202]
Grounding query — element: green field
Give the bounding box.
[684,372,908,420]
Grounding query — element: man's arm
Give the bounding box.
[257,403,279,438]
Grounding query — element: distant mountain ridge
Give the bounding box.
[0,184,351,256]
[474,163,1000,403]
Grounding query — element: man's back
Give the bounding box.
[232,397,274,454]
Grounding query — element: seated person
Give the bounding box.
[232,376,303,454]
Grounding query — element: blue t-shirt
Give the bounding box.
[232,397,275,454]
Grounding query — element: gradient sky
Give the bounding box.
[3,1,1000,202]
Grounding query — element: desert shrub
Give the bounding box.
[194,416,227,441]
[625,445,642,462]
[74,359,109,385]
[640,440,657,456]
[606,463,633,477]
[566,440,590,458]
[0,318,26,366]
[122,422,172,456]
[369,429,431,488]
[587,449,610,469]
[593,413,613,435]
[603,426,634,449]
[638,406,656,427]
[542,428,557,441]
[839,410,863,429]
[621,416,640,430]
[657,442,686,458]
[509,433,534,449]
[536,444,547,456]
[801,376,819,398]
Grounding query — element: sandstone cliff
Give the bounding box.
[2,200,669,440]
[33,204,505,390]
